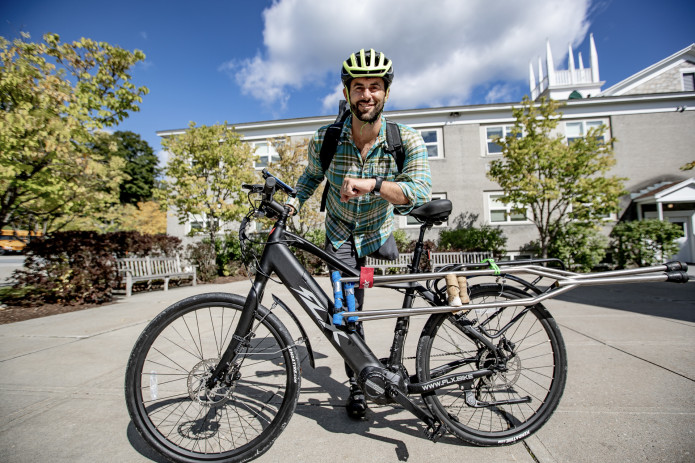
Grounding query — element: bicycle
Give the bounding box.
[125,169,689,463]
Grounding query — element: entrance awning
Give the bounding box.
[633,178,695,220]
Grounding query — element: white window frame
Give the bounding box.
[564,119,608,144]
[402,192,448,228]
[486,192,531,224]
[681,68,695,92]
[417,127,443,159]
[484,125,518,156]
[250,140,280,170]
[186,214,222,235]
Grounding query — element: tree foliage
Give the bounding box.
[487,97,626,257]
[0,33,148,233]
[91,130,159,204]
[159,122,255,243]
[268,136,325,237]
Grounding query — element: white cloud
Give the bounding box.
[230,0,591,112]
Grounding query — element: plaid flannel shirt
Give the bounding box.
[288,115,432,257]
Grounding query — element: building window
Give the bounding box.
[487,193,529,224]
[251,141,280,169]
[404,192,447,227]
[565,120,606,144]
[417,128,443,159]
[682,72,695,92]
[485,125,517,155]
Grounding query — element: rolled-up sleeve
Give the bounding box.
[287,129,326,212]
[393,126,432,215]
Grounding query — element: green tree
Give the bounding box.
[92,130,159,204]
[0,33,148,233]
[487,97,626,258]
[159,122,255,243]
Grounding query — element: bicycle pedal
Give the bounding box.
[424,422,446,442]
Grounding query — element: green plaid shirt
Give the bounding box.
[289,115,431,257]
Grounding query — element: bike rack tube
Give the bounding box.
[335,262,689,323]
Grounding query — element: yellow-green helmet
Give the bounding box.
[341,48,394,88]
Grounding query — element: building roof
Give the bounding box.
[600,43,695,97]
[633,178,695,203]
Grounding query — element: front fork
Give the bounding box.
[205,273,268,389]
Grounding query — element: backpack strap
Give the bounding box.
[319,117,405,212]
[319,122,344,211]
[384,119,405,171]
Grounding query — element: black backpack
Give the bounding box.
[319,102,405,211]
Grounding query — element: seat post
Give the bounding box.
[409,221,432,274]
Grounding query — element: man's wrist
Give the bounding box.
[372,176,384,196]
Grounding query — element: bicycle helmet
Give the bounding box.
[341,48,394,88]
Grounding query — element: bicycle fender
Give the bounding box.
[272,294,316,369]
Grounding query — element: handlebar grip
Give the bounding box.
[666,271,689,283]
[665,261,688,272]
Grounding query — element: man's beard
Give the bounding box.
[350,98,385,123]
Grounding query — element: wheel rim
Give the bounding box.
[131,302,295,459]
[422,287,565,440]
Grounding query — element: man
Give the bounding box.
[288,48,431,418]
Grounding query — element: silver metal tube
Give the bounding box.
[565,264,668,280]
[336,284,578,322]
[556,273,669,287]
[341,265,570,285]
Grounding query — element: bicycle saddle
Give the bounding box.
[409,199,452,225]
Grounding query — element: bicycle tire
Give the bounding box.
[125,292,300,462]
[416,283,567,446]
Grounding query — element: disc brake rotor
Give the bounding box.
[478,350,522,388]
[187,358,235,407]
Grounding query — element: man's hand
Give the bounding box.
[340,177,376,202]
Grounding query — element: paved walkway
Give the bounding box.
[0,275,693,462]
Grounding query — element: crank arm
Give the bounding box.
[385,384,446,442]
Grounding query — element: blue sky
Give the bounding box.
[2,0,694,158]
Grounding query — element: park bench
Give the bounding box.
[116,255,196,297]
[429,251,493,271]
[365,251,494,274]
[365,253,414,274]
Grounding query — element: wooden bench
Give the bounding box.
[116,255,197,297]
[365,251,494,274]
[429,251,493,271]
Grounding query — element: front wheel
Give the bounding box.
[416,283,567,446]
[125,292,301,462]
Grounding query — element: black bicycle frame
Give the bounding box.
[208,209,385,386]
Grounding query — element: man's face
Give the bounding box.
[345,77,387,124]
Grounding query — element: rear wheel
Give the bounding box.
[416,283,567,446]
[125,292,300,462]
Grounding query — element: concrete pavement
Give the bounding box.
[0,275,693,462]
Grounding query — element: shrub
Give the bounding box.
[12,231,118,305]
[610,220,682,268]
[4,230,185,307]
[438,212,507,257]
[546,222,608,272]
[186,240,218,282]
